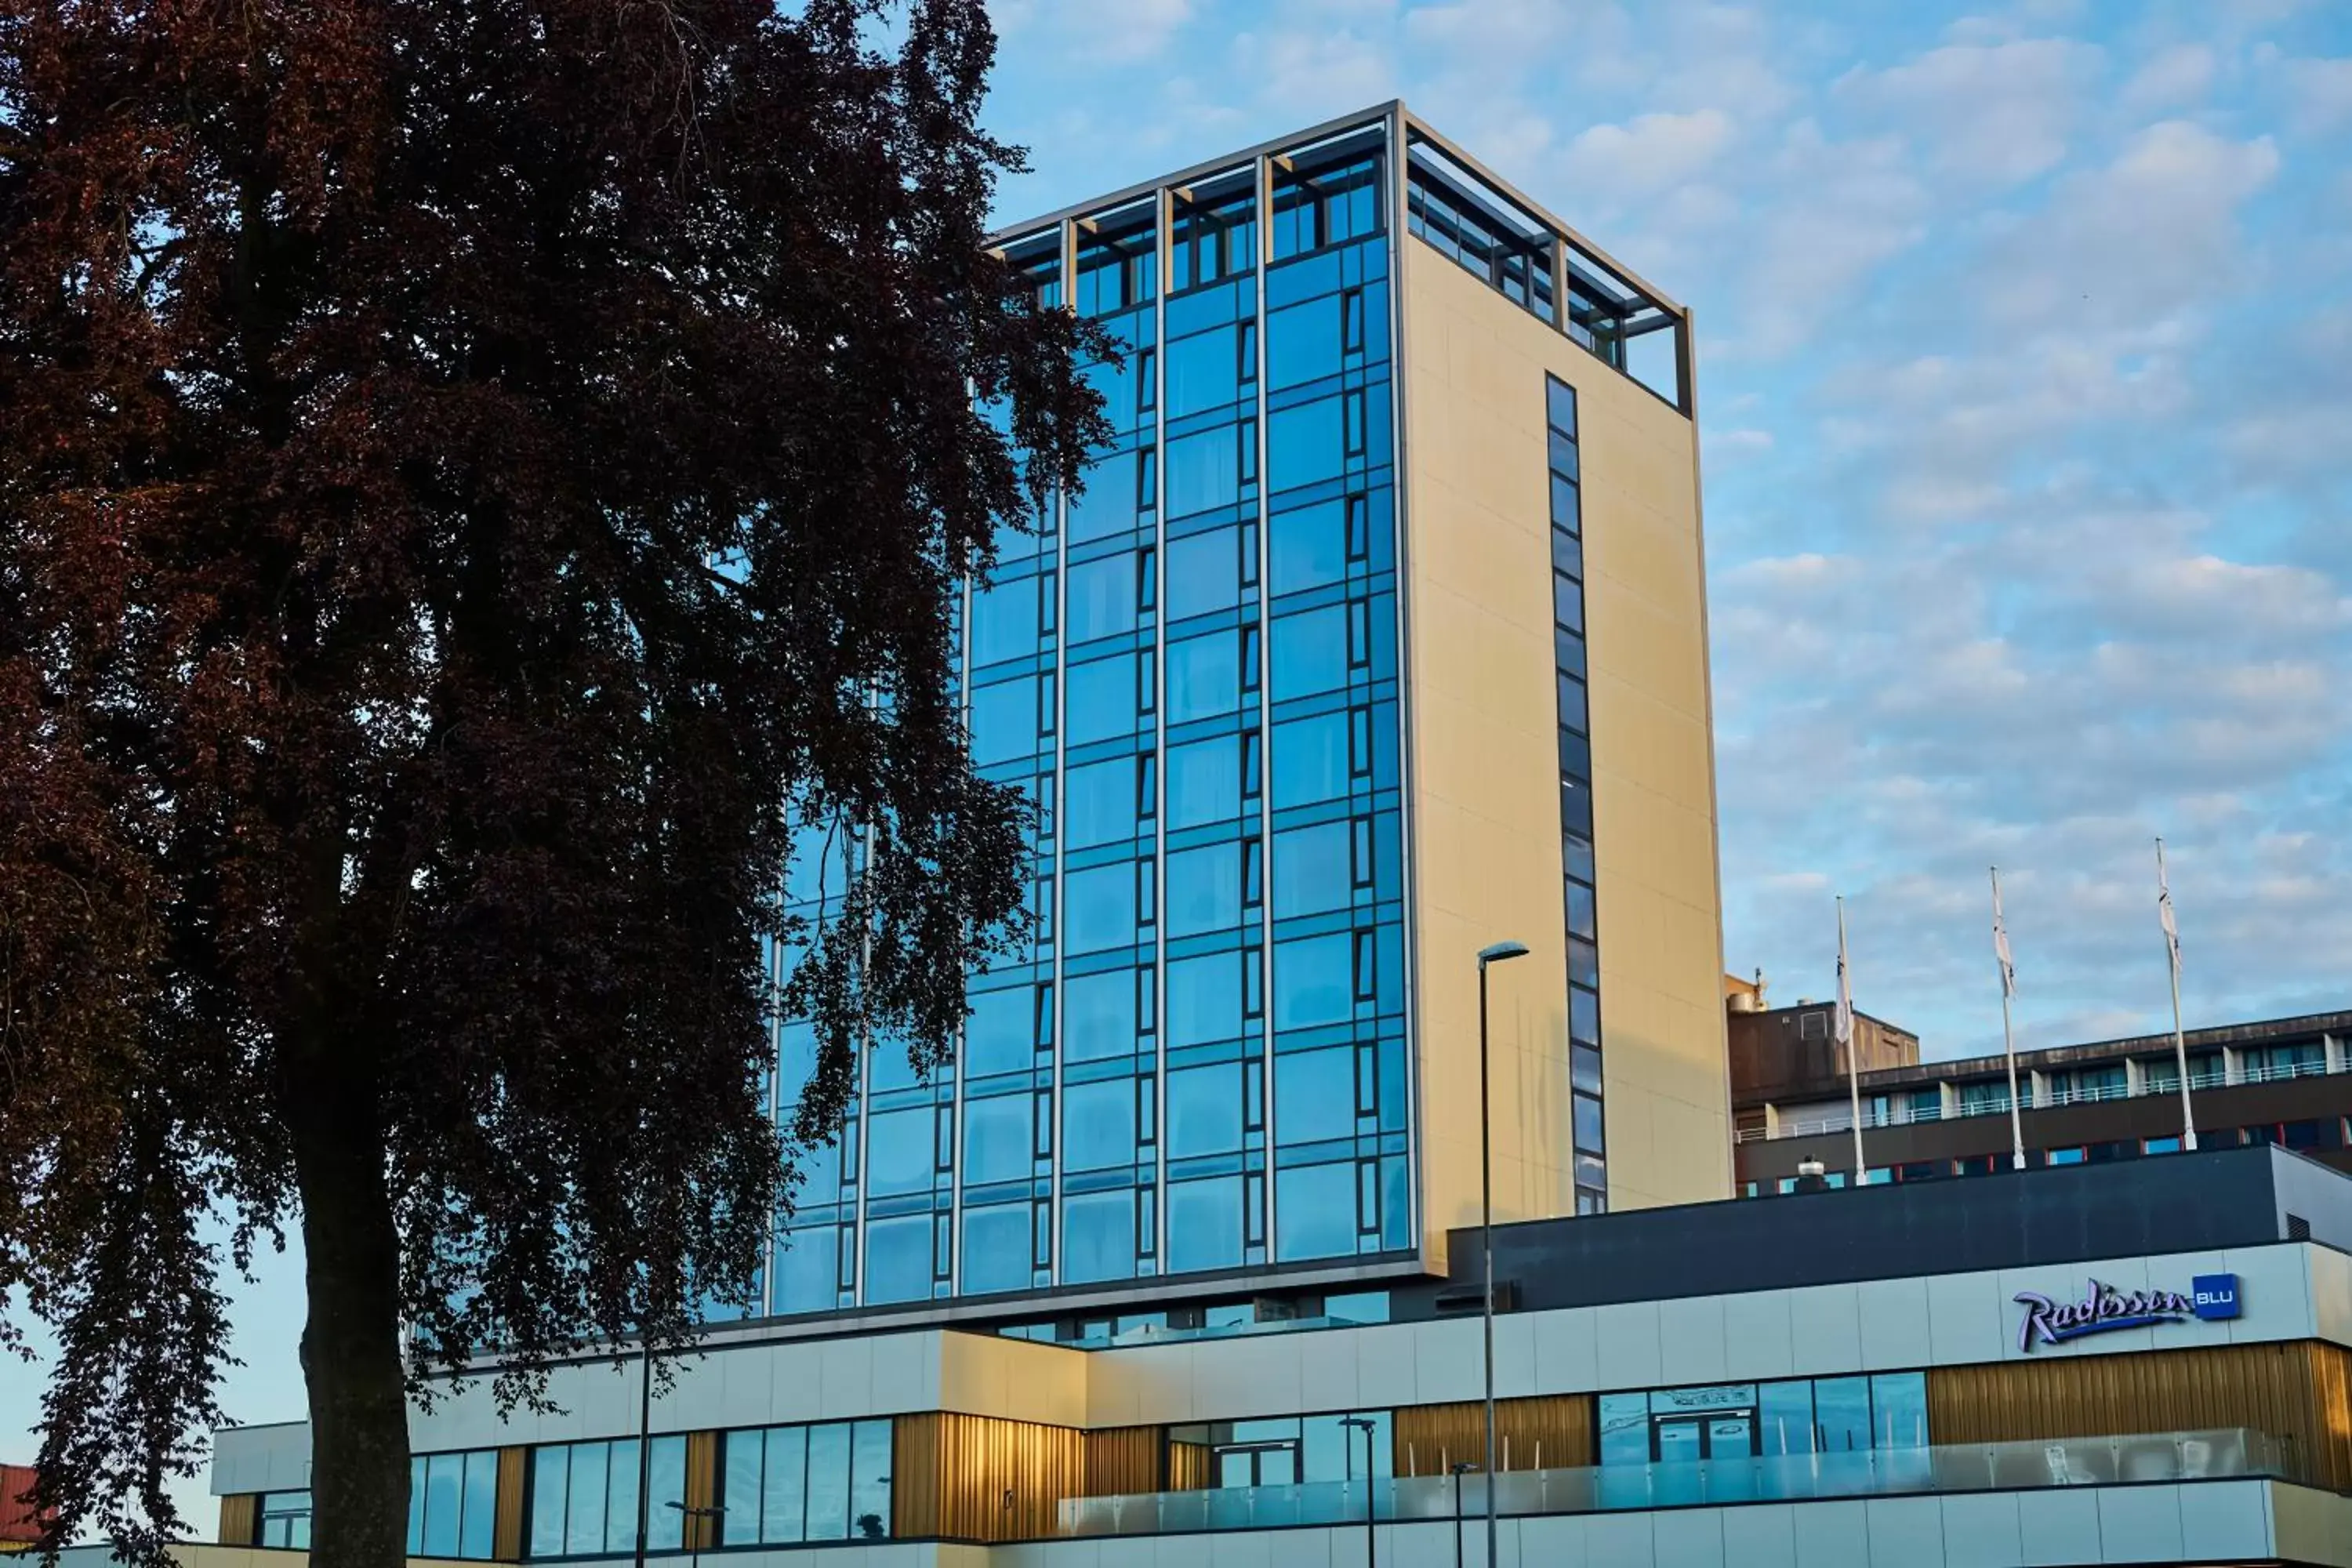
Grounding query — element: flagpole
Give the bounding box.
[1991,867,2026,1171]
[2158,838,2198,1152]
[1838,897,1865,1185]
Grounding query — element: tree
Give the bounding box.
[0,2,1103,1563]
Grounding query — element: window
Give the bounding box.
[1167,734,1242,828]
[1063,1188,1138,1283]
[1271,151,1384,258]
[1272,821,1352,919]
[1166,630,1242,722]
[1273,933,1352,1029]
[1064,862,1138,954]
[1273,1162,1357,1260]
[717,1420,892,1545]
[259,1492,313,1552]
[1271,604,1348,698]
[1065,551,1138,643]
[1167,1063,1244,1158]
[1166,526,1241,622]
[1167,952,1245,1046]
[960,1203,1029,1294]
[528,1436,685,1559]
[1167,1176,1244,1272]
[1275,1047,1355,1145]
[1167,843,1243,937]
[1268,498,1348,595]
[1064,1077,1139,1171]
[963,1092,1029,1185]
[1064,967,1138,1061]
[1167,325,1248,418]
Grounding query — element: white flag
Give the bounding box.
[2156,838,2182,974]
[1991,867,2017,1000]
[1835,898,1855,1047]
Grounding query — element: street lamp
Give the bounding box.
[1340,1415,1378,1568]
[665,1501,724,1568]
[1475,938,1529,1566]
[1448,1460,1478,1568]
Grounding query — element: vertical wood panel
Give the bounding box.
[682,1432,719,1548]
[217,1495,257,1547]
[1167,1440,1213,1492]
[1392,1396,1594,1476]
[1083,1426,1164,1495]
[889,1411,1091,1542]
[1926,1342,2352,1491]
[492,1447,528,1562]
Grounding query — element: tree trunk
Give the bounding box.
[291,1059,412,1568]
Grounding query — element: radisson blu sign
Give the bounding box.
[2013,1273,2241,1352]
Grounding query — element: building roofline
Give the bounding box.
[988,100,1685,320]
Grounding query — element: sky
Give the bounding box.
[6,0,2350,1534]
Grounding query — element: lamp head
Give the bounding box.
[1477,940,1530,966]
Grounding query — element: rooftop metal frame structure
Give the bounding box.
[989,102,1691,417]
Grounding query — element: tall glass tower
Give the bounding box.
[767,104,1730,1324]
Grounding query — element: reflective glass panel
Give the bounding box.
[1273,1162,1355,1260]
[1062,1189,1137,1283]
[1167,734,1242,828]
[1064,967,1138,1062]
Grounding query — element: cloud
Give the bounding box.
[2279,54,2352,132]
[2120,43,2218,113]
[1977,121,2279,334]
[1837,38,2104,184]
[993,0,1201,64]
[1562,109,1736,198]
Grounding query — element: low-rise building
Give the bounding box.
[205,1147,2352,1567]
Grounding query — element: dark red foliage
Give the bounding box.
[0,3,1102,1564]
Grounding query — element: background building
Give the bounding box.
[1730,1001,2352,1192]
[761,100,1730,1327]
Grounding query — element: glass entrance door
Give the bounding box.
[1214,1443,1298,1488]
[1652,1411,1757,1461]
[1706,1415,1755,1457]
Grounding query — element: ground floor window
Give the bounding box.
[1599,1373,1928,1465]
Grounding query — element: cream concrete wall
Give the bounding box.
[1396,240,1730,1246]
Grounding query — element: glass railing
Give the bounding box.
[1056,1428,2287,1537]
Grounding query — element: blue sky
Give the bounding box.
[6,0,2350,1530]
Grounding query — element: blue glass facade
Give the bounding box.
[765,137,1409,1313]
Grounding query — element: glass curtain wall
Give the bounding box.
[764,129,1407,1314]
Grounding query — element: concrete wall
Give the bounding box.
[1396,237,1729,1244]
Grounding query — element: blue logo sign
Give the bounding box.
[2192,1274,2241,1320]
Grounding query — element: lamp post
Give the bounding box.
[1448,1461,1476,1568]
[1341,1415,1378,1568]
[666,1501,724,1568]
[1475,938,1530,1567]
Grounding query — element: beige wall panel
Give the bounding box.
[935,1331,1091,1428]
[1399,239,1730,1232]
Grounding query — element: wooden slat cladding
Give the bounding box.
[216,1494,257,1547]
[492,1448,528,1562]
[1928,1342,2352,1491]
[682,1431,720,1548]
[1084,1426,1165,1496]
[891,1412,1087,1542]
[1394,1395,1595,1477]
[1167,1440,1214,1492]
